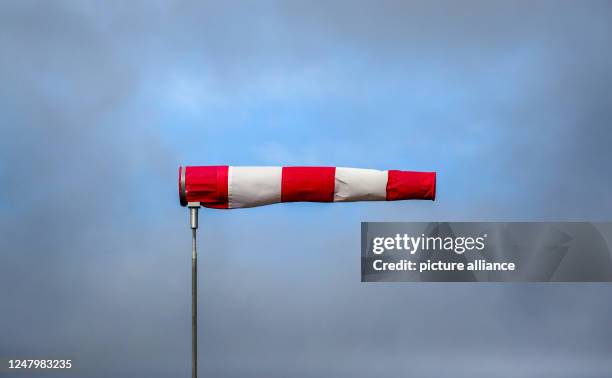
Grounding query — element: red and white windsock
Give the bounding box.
[179,166,436,209]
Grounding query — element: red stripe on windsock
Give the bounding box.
[281,166,336,203]
[185,166,229,208]
[386,170,436,201]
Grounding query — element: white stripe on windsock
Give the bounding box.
[228,166,282,208]
[333,167,388,202]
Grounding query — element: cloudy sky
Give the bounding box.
[1,1,612,377]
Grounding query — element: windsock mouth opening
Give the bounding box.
[179,166,187,206]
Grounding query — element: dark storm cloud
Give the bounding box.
[1,1,612,377]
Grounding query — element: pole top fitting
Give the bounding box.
[189,203,199,230]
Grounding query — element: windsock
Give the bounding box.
[179,166,436,209]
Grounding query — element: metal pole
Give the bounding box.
[188,202,200,378]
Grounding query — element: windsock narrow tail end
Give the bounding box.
[386,170,436,202]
